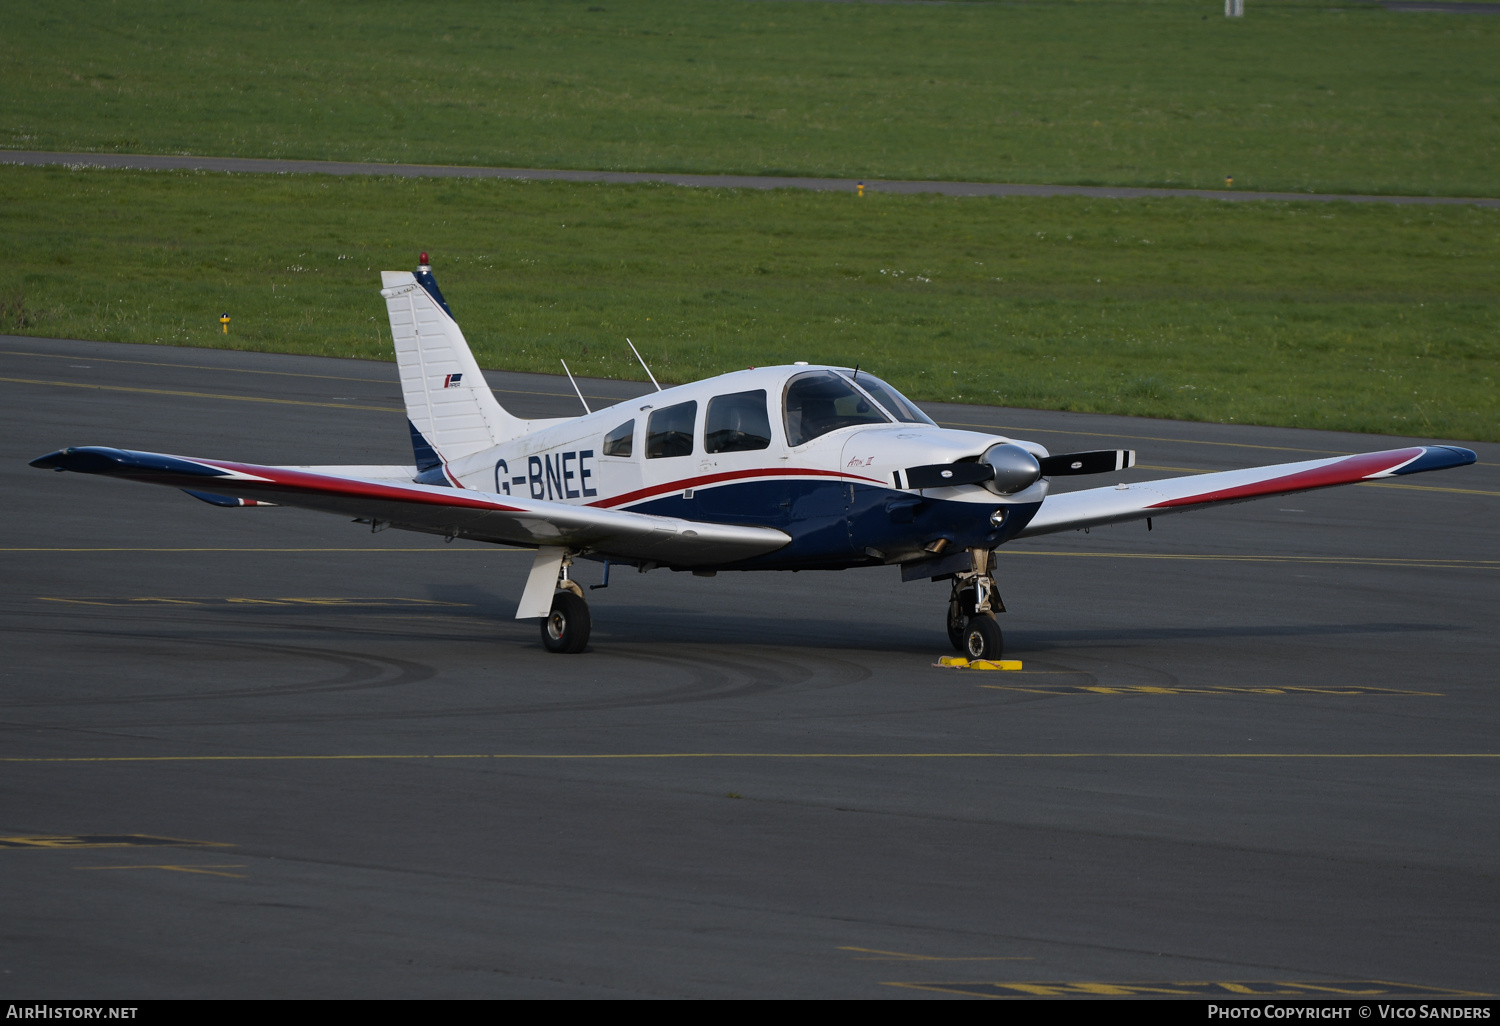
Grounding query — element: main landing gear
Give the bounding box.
[541,557,591,654]
[946,548,1004,660]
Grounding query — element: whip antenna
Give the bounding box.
[626,338,662,392]
[560,359,591,414]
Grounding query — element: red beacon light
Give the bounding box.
[418,252,430,267]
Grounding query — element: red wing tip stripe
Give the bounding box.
[199,460,523,512]
[1147,448,1431,509]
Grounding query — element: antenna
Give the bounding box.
[559,359,591,414]
[626,338,662,392]
[852,363,860,382]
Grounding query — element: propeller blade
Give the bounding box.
[904,462,995,490]
[1038,449,1137,476]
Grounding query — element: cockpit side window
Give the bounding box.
[646,401,697,459]
[839,371,937,426]
[705,390,772,453]
[783,371,889,447]
[602,419,635,458]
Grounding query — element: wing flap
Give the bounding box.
[1017,444,1476,538]
[30,446,790,566]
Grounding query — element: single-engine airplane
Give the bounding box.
[31,255,1477,656]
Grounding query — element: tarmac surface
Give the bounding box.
[4,150,1497,209]
[2,336,1497,998]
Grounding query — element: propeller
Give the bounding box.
[901,446,1135,494]
[1038,450,1136,476]
[903,462,995,490]
[903,443,1042,494]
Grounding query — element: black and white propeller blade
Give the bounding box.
[1038,450,1136,476]
[903,462,995,489]
[902,443,1044,494]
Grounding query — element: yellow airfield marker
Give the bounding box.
[219,313,230,334]
[935,657,1023,671]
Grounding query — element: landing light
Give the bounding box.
[990,509,1007,527]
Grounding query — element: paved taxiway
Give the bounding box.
[2,337,1497,998]
[6,151,1498,208]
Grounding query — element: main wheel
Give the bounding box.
[961,614,1003,661]
[946,599,966,652]
[540,591,591,653]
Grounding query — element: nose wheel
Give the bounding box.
[959,614,1003,660]
[946,549,1004,660]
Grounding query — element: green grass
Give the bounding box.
[3,165,1496,441]
[2,0,1498,196]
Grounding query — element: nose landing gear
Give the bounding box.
[946,548,1004,660]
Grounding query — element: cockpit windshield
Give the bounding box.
[838,371,937,426]
[783,371,889,446]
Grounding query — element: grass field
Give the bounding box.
[3,0,1498,196]
[3,166,1495,441]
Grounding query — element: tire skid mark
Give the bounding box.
[0,625,435,705]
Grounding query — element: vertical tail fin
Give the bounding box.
[380,257,526,462]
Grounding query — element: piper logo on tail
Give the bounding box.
[442,373,463,388]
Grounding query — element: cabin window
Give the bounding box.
[646,401,697,459]
[705,390,772,453]
[838,371,936,426]
[602,419,634,458]
[783,371,888,447]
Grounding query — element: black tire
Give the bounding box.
[540,591,591,653]
[946,599,966,652]
[961,615,1003,661]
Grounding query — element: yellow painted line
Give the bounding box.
[3,753,1498,763]
[39,596,473,607]
[882,980,1493,999]
[1360,480,1500,497]
[76,864,246,878]
[0,350,625,403]
[841,947,1031,962]
[939,421,1345,456]
[976,684,1443,696]
[0,547,525,552]
[1005,550,1500,569]
[1121,465,1497,496]
[0,833,230,848]
[0,375,403,413]
[0,349,389,384]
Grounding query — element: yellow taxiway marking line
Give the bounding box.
[881,979,1494,998]
[0,375,404,413]
[1118,465,1498,496]
[939,421,1345,456]
[840,947,1031,962]
[1005,550,1500,569]
[39,596,473,607]
[0,350,628,403]
[1360,480,1500,496]
[977,684,1443,696]
[0,547,525,552]
[0,834,231,848]
[3,753,1497,764]
[75,864,247,878]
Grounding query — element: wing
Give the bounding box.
[1016,444,1477,539]
[29,446,790,567]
